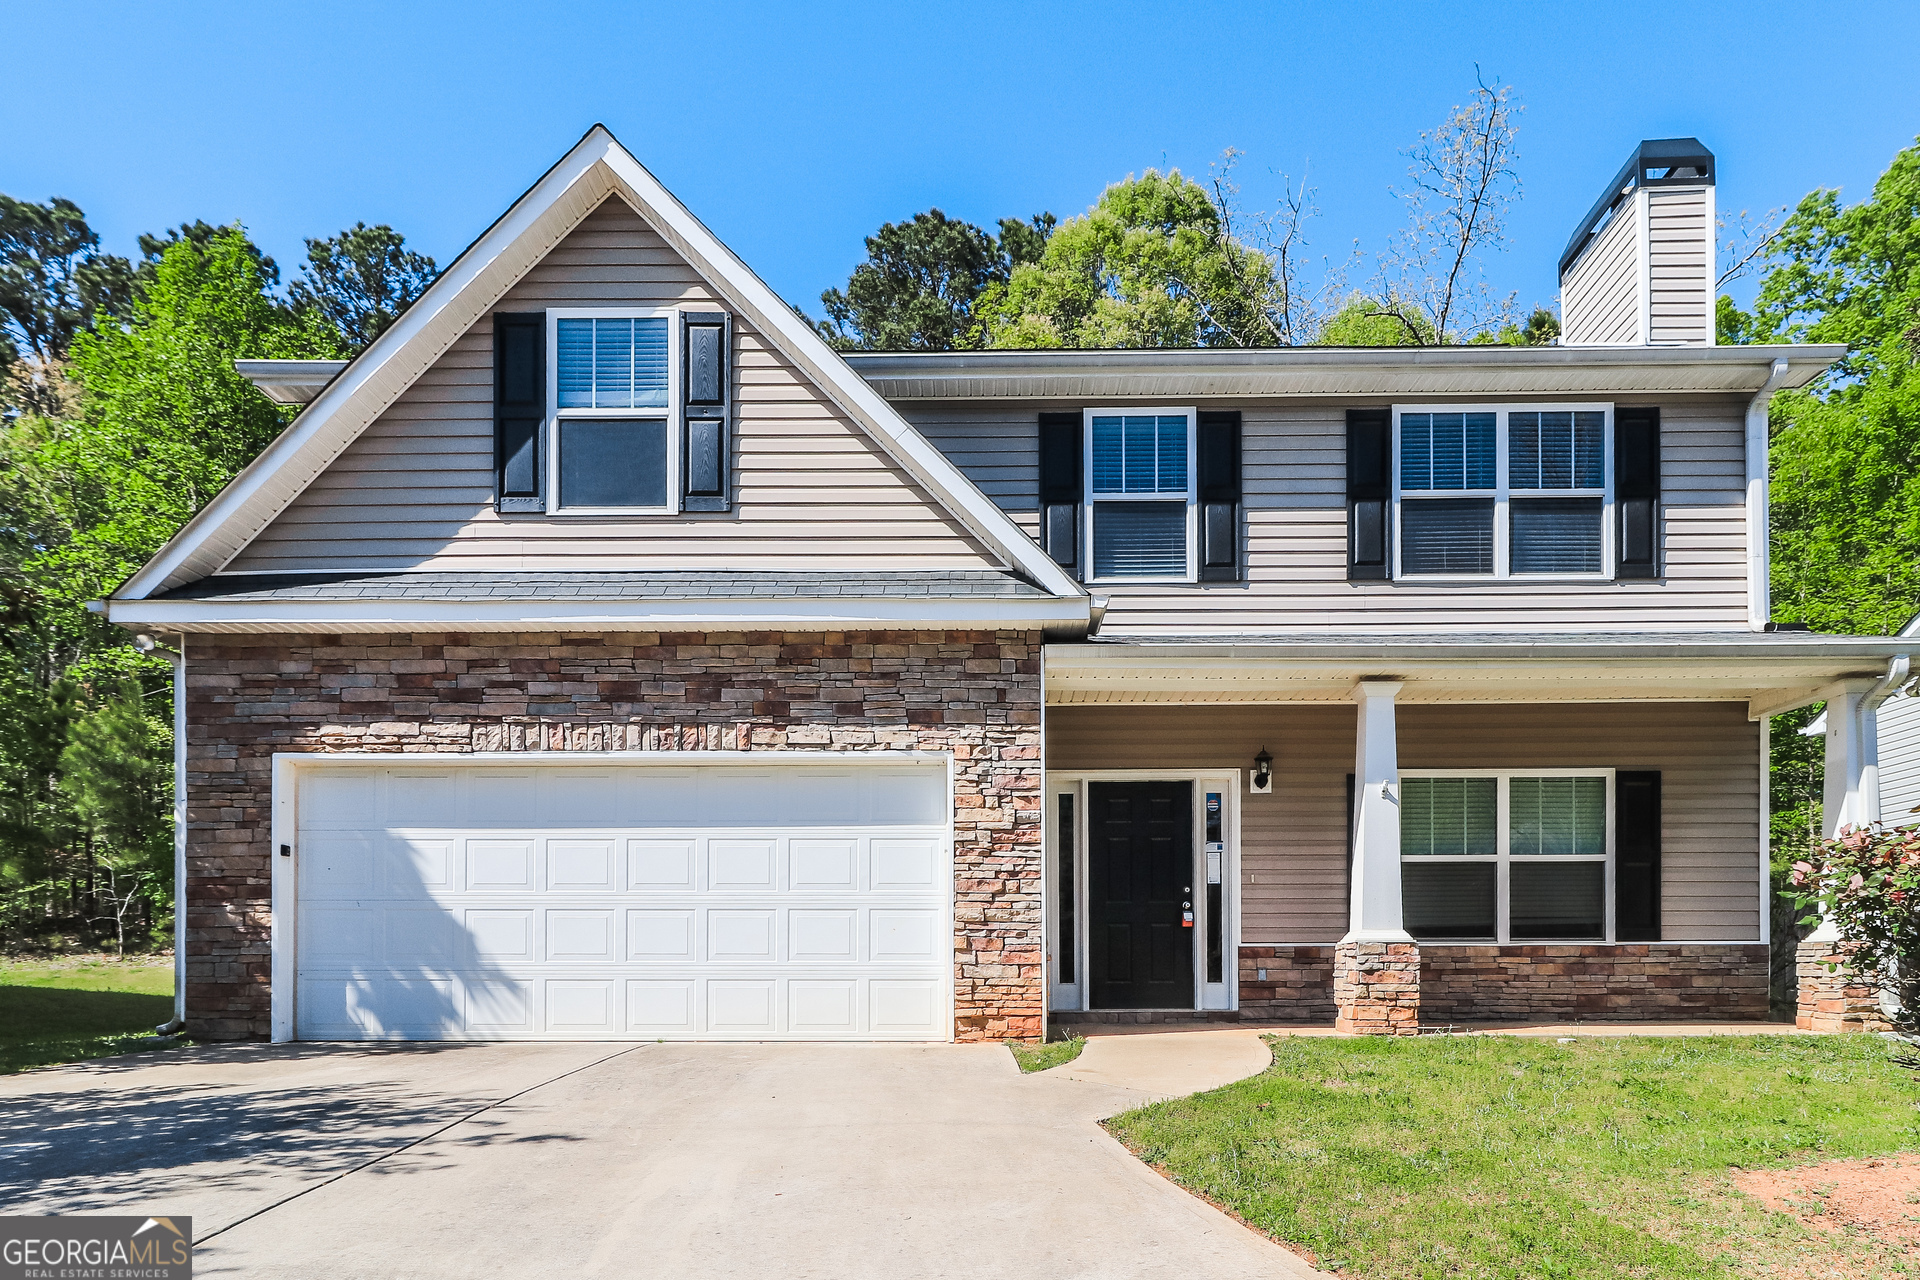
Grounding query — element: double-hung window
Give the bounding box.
[549,309,677,513]
[1085,408,1196,581]
[1399,770,1613,942]
[1394,405,1612,578]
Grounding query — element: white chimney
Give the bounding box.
[1559,138,1716,346]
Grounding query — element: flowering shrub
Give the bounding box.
[1788,822,1920,1034]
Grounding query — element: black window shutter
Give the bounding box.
[1615,407,1660,579]
[1347,408,1391,580]
[1038,412,1082,572]
[1615,771,1661,941]
[1197,410,1242,582]
[682,311,731,511]
[493,312,545,513]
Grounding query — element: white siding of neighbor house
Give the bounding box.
[1879,691,1920,828]
[898,396,1752,633]
[228,197,1001,575]
[1647,187,1713,346]
[1561,195,1643,346]
[1046,700,1762,945]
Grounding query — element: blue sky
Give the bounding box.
[8,0,1918,323]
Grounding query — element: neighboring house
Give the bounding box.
[105,129,1904,1044]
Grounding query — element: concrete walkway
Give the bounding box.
[0,1033,1321,1280]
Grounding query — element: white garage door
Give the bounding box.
[291,760,950,1041]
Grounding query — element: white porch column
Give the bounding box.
[1821,677,1882,840]
[1346,679,1411,942]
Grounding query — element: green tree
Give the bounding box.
[1317,294,1433,346]
[815,209,1052,351]
[0,196,135,417]
[60,684,171,955]
[289,223,437,353]
[976,169,1279,348]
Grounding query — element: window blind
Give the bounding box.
[1510,862,1604,940]
[1510,411,1604,489]
[1400,412,1495,490]
[1091,416,1188,493]
[557,317,670,409]
[1400,777,1498,857]
[1509,776,1606,855]
[1092,502,1187,577]
[1510,498,1603,574]
[1401,498,1495,574]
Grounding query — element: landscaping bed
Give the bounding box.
[1106,1033,1920,1279]
[0,955,181,1074]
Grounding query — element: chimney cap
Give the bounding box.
[1559,137,1716,277]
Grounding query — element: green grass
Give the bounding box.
[1106,1034,1920,1279]
[0,956,181,1074]
[1009,1035,1087,1073]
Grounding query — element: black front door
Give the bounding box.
[1088,781,1194,1009]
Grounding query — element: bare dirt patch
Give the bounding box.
[1734,1155,1920,1250]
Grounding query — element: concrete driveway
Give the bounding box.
[0,1033,1325,1279]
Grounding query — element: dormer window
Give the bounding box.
[550,310,677,513]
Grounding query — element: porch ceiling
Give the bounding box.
[1046,633,1914,719]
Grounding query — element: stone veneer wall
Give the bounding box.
[184,630,1043,1042]
[1421,944,1769,1022]
[1237,945,1337,1021]
[1796,939,1892,1033]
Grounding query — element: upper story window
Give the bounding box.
[549,310,678,513]
[1086,408,1196,581]
[1394,405,1613,579]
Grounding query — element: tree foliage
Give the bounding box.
[975,169,1281,348]
[815,209,1052,351]
[289,223,438,353]
[0,196,135,417]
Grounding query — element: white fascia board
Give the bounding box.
[118,127,1082,604]
[107,593,1088,631]
[120,136,616,601]
[588,143,1082,600]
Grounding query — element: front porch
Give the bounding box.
[1039,632,1909,1034]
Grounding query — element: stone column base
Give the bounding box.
[1796,939,1890,1033]
[1333,940,1421,1034]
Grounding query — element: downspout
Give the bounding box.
[1860,652,1912,827]
[1746,358,1792,631]
[140,632,188,1035]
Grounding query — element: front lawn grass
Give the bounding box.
[0,956,180,1074]
[1106,1033,1920,1279]
[1009,1035,1086,1073]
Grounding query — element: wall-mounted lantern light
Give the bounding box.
[1251,746,1274,795]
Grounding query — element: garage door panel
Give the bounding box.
[708,839,778,891]
[628,839,695,890]
[872,839,940,890]
[790,839,858,892]
[295,763,949,1041]
[302,834,377,895]
[627,979,697,1032]
[707,981,777,1032]
[547,839,616,891]
[789,910,859,962]
[546,910,616,962]
[467,839,535,891]
[627,909,696,960]
[390,836,454,890]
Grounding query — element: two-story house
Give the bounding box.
[106,128,1902,1043]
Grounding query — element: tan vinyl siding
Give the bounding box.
[901,395,1751,632]
[1561,197,1642,346]
[229,197,1000,574]
[1647,187,1713,346]
[1046,700,1761,945]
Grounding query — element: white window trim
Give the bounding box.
[1043,769,1240,1014]
[545,307,682,516]
[1398,767,1616,945]
[1392,403,1615,581]
[1081,406,1199,585]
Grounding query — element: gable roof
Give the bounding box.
[113,126,1083,603]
